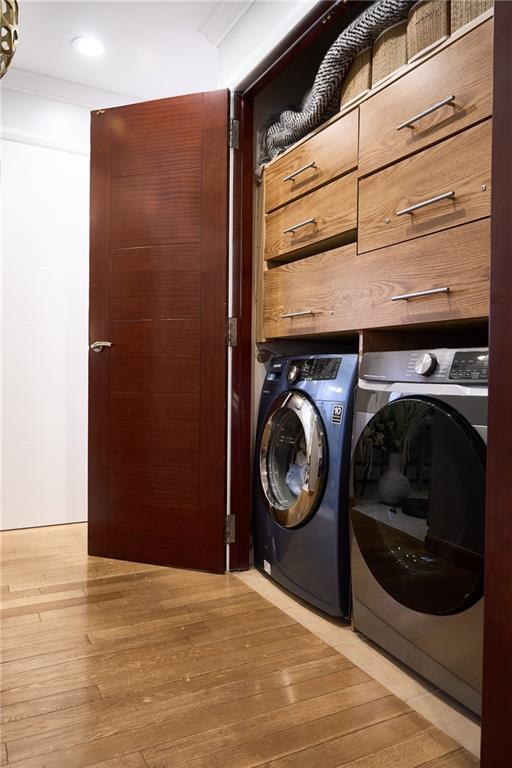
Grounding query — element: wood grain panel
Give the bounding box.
[264,109,358,212]
[264,220,489,338]
[358,120,491,254]
[111,246,200,322]
[481,2,512,764]
[359,17,493,175]
[354,219,490,329]
[0,524,476,768]
[198,90,229,573]
[89,90,229,571]
[109,392,199,456]
[109,95,202,178]
[263,243,358,338]
[265,172,357,262]
[109,465,199,526]
[110,320,200,394]
[110,173,201,249]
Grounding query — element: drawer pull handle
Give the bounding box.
[396,95,456,130]
[283,217,316,234]
[396,190,455,217]
[391,287,450,302]
[281,310,316,319]
[282,162,317,182]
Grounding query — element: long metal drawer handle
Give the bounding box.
[391,287,450,302]
[396,95,455,130]
[281,310,315,319]
[283,217,316,234]
[282,161,316,182]
[396,190,455,217]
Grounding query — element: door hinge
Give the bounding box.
[227,316,238,347]
[225,514,236,545]
[229,118,240,149]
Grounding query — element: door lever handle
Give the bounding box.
[90,341,112,353]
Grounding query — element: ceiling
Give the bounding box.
[11,1,254,101]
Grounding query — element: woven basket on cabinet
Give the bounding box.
[407,0,450,63]
[371,20,408,87]
[451,0,493,31]
[340,47,372,108]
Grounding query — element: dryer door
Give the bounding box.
[259,391,327,529]
[351,397,486,615]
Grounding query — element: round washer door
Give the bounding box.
[351,397,485,615]
[259,391,327,529]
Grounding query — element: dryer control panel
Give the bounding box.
[360,348,489,385]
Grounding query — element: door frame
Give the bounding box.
[229,0,512,759]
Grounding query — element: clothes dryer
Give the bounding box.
[351,348,488,714]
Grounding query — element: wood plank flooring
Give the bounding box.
[0,524,478,767]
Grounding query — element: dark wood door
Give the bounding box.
[89,90,229,573]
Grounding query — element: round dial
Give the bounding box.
[287,364,300,383]
[414,352,438,377]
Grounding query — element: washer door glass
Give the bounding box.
[260,391,327,528]
[351,397,485,615]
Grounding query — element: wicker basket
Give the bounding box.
[451,0,493,31]
[340,47,372,108]
[407,0,450,63]
[371,20,407,87]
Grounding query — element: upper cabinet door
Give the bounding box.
[89,90,229,573]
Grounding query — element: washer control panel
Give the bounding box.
[287,357,341,383]
[449,351,489,382]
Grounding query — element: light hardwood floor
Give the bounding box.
[0,523,478,767]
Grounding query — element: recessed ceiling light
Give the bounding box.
[71,36,106,58]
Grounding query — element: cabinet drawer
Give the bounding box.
[263,244,358,339]
[265,172,357,263]
[359,18,493,176]
[358,120,491,254]
[353,219,489,329]
[264,110,358,213]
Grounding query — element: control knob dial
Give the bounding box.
[287,364,300,383]
[414,352,437,377]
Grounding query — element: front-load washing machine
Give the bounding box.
[350,348,488,714]
[254,353,358,618]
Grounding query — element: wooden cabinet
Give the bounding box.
[263,244,358,338]
[359,18,493,176]
[264,172,357,263]
[260,13,493,340]
[352,219,490,329]
[264,109,358,213]
[263,220,489,339]
[358,120,491,253]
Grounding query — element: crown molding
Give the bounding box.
[0,124,89,156]
[200,1,254,47]
[1,68,136,110]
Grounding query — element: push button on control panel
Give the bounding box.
[449,351,488,382]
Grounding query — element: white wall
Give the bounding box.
[0,83,94,530]
[218,0,318,88]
